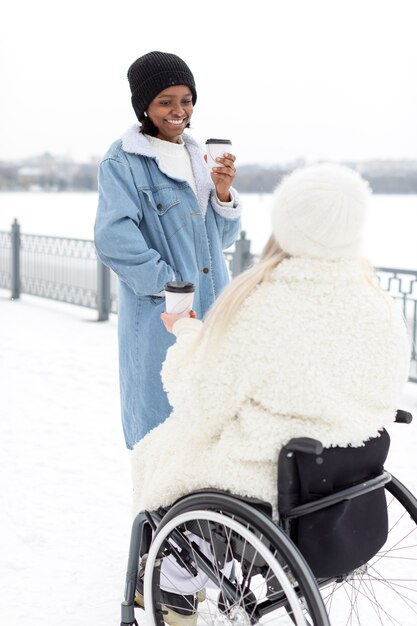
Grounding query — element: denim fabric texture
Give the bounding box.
[94,127,241,448]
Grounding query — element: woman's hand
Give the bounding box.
[161,310,197,334]
[205,152,237,202]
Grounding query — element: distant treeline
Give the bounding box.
[1,155,417,194]
[234,164,417,195]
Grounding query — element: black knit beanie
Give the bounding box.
[127,51,197,122]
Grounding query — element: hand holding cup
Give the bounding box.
[205,139,233,169]
[161,309,196,334]
[205,138,236,202]
[164,280,195,314]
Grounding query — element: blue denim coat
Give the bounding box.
[94,126,242,449]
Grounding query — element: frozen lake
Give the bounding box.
[0,191,417,270]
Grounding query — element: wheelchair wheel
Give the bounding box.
[143,492,330,625]
[317,474,417,625]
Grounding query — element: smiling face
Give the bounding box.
[146,85,194,143]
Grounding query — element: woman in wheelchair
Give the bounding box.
[123,164,413,626]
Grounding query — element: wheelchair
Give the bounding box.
[121,410,417,625]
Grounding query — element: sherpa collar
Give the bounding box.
[121,124,212,216]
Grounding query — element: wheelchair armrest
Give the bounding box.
[284,437,324,455]
[395,409,413,424]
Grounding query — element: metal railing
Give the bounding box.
[0,221,252,320]
[375,267,417,383]
[0,220,415,382]
[0,219,114,319]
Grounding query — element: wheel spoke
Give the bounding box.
[143,498,327,625]
[319,478,417,625]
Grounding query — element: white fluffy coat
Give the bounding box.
[131,257,410,514]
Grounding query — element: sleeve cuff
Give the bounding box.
[211,187,242,219]
[216,194,234,207]
[172,317,204,337]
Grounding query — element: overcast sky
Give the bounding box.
[1,0,416,165]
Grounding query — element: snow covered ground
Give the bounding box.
[0,291,416,626]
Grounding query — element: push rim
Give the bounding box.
[143,492,330,625]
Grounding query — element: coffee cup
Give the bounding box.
[164,281,195,315]
[205,138,232,169]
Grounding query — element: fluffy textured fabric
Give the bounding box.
[131,257,410,515]
[271,163,370,259]
[127,51,197,122]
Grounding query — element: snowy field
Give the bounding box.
[0,291,416,626]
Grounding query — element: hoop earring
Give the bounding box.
[144,111,148,118]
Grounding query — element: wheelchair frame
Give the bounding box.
[121,410,417,625]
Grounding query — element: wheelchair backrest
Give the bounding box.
[278,429,391,578]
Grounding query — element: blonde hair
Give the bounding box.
[188,236,392,357]
[361,258,394,304]
[195,235,289,352]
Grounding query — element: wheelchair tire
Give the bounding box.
[143,492,330,625]
[316,473,417,625]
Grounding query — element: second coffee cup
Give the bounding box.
[164,281,195,314]
[205,138,232,169]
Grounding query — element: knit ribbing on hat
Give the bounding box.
[127,51,197,122]
[271,163,371,260]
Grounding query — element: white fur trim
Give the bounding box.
[121,124,155,157]
[211,190,242,219]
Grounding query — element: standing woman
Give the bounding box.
[94,51,242,449]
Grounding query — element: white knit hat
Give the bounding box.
[271,163,371,259]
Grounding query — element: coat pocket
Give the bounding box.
[142,185,188,240]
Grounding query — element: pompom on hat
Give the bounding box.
[271,163,371,259]
[127,51,197,122]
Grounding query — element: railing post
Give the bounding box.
[97,260,111,321]
[11,219,21,299]
[231,231,254,277]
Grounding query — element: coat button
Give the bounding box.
[156,203,163,209]
[202,267,209,273]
